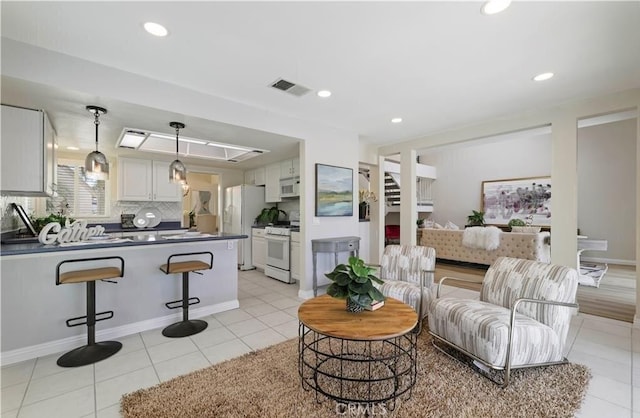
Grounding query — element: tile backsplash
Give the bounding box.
[1,195,181,234]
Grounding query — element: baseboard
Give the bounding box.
[0,299,239,366]
[580,256,636,266]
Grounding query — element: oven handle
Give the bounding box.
[265,234,290,242]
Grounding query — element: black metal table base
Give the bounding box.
[57,341,122,367]
[298,323,417,411]
[162,319,208,338]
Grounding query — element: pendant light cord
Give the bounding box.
[175,125,180,157]
[94,110,100,152]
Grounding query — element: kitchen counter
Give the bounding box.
[1,232,247,256]
[1,233,244,364]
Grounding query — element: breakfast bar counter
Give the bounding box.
[1,233,247,364]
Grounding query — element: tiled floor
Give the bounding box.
[1,271,638,417]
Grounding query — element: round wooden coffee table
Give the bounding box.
[298,294,418,411]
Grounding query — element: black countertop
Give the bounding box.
[1,232,248,256]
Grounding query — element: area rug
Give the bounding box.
[121,331,590,418]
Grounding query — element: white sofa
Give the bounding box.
[420,228,550,266]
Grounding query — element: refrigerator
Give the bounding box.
[223,184,266,270]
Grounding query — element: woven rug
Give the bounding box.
[121,331,590,418]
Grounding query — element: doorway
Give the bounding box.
[183,172,220,233]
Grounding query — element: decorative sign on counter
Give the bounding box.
[38,220,106,245]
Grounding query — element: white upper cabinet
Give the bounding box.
[245,167,266,186]
[117,157,181,202]
[280,157,299,179]
[265,163,282,203]
[1,105,57,196]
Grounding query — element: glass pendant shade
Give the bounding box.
[85,151,109,180]
[85,105,109,180]
[169,159,187,184]
[169,121,187,184]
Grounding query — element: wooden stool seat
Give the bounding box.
[59,267,122,284]
[160,260,210,275]
[55,256,124,367]
[160,252,213,338]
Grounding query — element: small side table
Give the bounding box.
[311,236,360,296]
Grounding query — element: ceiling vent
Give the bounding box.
[270,78,311,97]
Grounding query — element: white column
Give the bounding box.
[400,149,417,245]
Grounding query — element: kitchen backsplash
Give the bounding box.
[1,195,181,234]
[277,199,300,220]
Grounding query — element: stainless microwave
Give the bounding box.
[280,178,299,197]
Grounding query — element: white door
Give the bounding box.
[223,187,234,233]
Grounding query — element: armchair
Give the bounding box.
[428,256,578,387]
[378,245,435,334]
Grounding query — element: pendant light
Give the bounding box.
[169,121,187,184]
[85,105,109,180]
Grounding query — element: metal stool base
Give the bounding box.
[57,341,122,367]
[162,319,208,338]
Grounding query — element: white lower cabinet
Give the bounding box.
[291,231,301,281]
[252,228,266,270]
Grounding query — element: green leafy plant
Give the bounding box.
[508,219,526,228]
[255,206,286,225]
[31,214,75,233]
[326,256,385,308]
[467,210,485,226]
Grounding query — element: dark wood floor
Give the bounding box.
[434,262,636,323]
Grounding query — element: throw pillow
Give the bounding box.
[433,222,444,229]
[511,226,542,233]
[444,221,460,230]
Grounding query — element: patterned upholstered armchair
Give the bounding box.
[428,257,579,387]
[377,245,436,334]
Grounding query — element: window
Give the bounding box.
[53,159,109,217]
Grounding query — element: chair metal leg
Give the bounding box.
[162,272,208,338]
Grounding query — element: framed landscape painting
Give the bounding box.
[315,163,353,217]
[481,176,551,226]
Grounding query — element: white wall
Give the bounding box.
[578,118,637,263]
[419,132,552,227]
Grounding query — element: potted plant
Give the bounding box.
[255,206,286,225]
[466,210,485,227]
[507,218,526,230]
[325,256,385,312]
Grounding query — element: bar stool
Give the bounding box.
[160,251,213,338]
[55,256,124,367]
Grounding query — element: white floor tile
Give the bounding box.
[189,326,237,350]
[634,386,640,412]
[214,308,253,325]
[258,311,296,327]
[576,328,631,351]
[154,351,210,382]
[140,327,175,348]
[200,339,252,365]
[96,404,122,418]
[241,328,287,351]
[569,350,631,384]
[243,303,279,317]
[1,382,27,413]
[146,338,198,364]
[575,394,631,418]
[238,297,264,308]
[95,366,159,410]
[1,359,35,388]
[272,319,300,339]
[571,339,632,367]
[114,333,145,356]
[283,306,300,318]
[94,348,152,382]
[18,385,94,418]
[226,318,269,338]
[587,374,632,409]
[582,318,632,338]
[30,351,90,380]
[256,292,284,303]
[1,409,18,418]
[23,366,93,406]
[269,297,301,310]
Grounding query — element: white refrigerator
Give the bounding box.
[223,184,266,270]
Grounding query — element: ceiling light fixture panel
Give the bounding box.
[481,0,512,15]
[533,72,555,81]
[144,22,168,37]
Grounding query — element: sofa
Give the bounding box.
[420,227,550,266]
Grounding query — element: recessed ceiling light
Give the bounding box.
[66,146,79,151]
[533,72,554,82]
[144,22,168,37]
[317,90,332,98]
[481,0,511,15]
[391,118,403,124]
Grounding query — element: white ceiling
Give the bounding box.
[1,1,639,163]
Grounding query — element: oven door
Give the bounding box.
[265,234,290,270]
